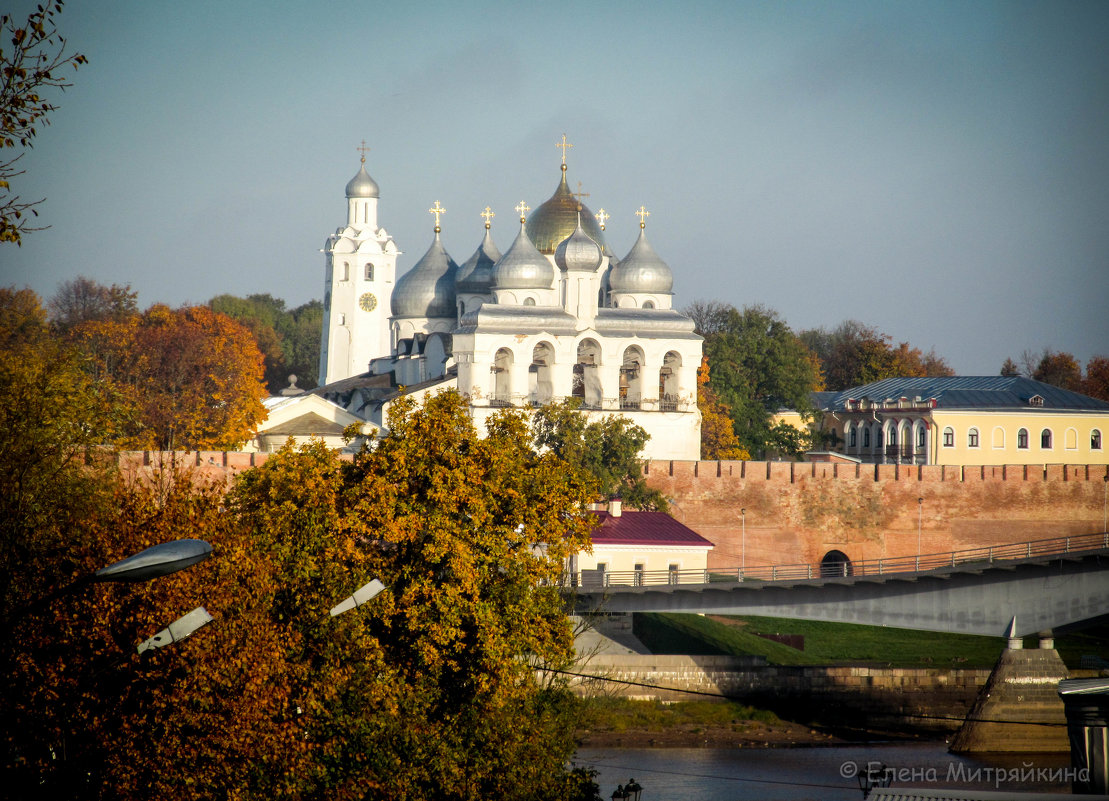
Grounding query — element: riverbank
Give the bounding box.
[576,717,848,748]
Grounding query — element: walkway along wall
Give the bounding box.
[642,460,1109,572]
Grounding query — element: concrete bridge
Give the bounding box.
[567,532,1109,636]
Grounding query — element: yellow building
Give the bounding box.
[811,376,1109,466]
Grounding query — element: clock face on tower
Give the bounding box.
[359,292,378,312]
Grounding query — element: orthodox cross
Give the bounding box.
[481,206,495,229]
[357,140,370,163]
[595,208,609,231]
[572,181,589,211]
[429,200,445,232]
[556,133,573,166]
[515,201,530,222]
[635,205,650,228]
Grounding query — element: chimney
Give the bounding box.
[610,499,622,517]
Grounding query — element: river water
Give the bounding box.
[575,742,1073,800]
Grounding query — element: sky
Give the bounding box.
[3,0,1107,376]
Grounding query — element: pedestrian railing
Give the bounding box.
[565,531,1109,589]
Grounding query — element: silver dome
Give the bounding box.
[455,227,501,293]
[345,162,380,199]
[391,232,459,318]
[609,227,673,294]
[554,215,603,272]
[492,222,554,290]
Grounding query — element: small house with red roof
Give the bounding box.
[572,501,714,587]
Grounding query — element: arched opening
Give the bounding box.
[820,550,853,578]
[659,351,682,410]
[529,341,555,406]
[523,297,537,306]
[620,346,644,410]
[642,299,655,309]
[491,348,513,406]
[573,338,602,409]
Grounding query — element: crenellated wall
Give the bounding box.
[642,460,1109,570]
[111,452,1109,570]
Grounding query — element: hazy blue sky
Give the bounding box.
[3,0,1106,375]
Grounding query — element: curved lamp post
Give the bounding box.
[5,539,213,634]
[95,539,212,583]
[330,579,385,617]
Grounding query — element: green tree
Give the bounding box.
[699,304,823,459]
[0,0,86,243]
[531,398,668,510]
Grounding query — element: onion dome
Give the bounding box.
[526,165,606,254]
[609,225,673,294]
[555,214,603,272]
[456,216,501,294]
[492,217,554,290]
[345,159,380,198]
[391,231,459,317]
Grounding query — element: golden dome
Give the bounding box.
[525,166,607,254]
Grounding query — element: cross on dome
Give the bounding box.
[635,205,650,228]
[515,200,530,222]
[481,206,495,229]
[572,181,589,211]
[556,133,573,170]
[357,140,370,164]
[429,200,446,232]
[595,208,609,230]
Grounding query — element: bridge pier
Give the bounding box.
[949,621,1069,753]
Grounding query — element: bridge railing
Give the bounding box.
[565,531,1109,589]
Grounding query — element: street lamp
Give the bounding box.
[740,508,746,577]
[330,579,385,617]
[625,777,643,801]
[6,539,213,633]
[917,497,923,570]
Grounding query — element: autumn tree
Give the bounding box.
[0,0,86,243]
[531,398,668,510]
[694,303,823,459]
[47,276,138,331]
[1032,349,1083,392]
[696,356,749,460]
[799,320,952,391]
[1000,357,1021,377]
[1083,356,1109,402]
[210,293,323,392]
[71,304,268,450]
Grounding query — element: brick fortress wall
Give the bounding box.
[642,460,1109,571]
[114,452,1109,570]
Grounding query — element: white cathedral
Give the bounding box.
[314,140,702,461]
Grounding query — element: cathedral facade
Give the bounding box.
[317,141,702,461]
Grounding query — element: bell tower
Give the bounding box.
[318,143,400,385]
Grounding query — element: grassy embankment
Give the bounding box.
[573,614,1109,742]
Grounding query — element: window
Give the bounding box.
[917,427,925,448]
[342,262,349,281]
[968,428,979,448]
[1018,428,1029,449]
[849,428,857,448]
[1041,428,1052,449]
[1093,430,1103,450]
[863,428,871,447]
[634,563,644,587]
[642,300,655,309]
[668,563,680,585]
[364,263,374,280]
[523,297,536,306]
[887,428,897,446]
[943,427,954,447]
